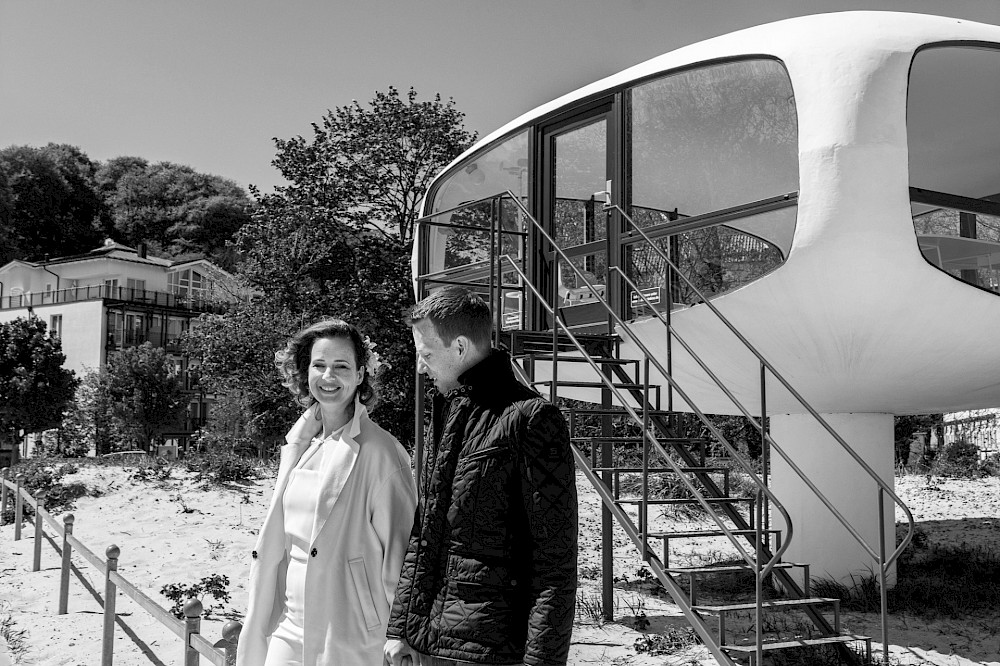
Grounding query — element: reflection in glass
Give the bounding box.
[908,46,1000,291]
[629,59,798,223]
[554,120,608,246]
[432,130,530,214]
[559,251,607,306]
[625,207,793,314]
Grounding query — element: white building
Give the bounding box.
[0,239,243,459]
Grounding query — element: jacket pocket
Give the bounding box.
[348,557,381,631]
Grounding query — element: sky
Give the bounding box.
[2,0,999,195]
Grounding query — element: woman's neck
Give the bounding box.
[319,401,355,439]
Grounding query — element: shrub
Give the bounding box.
[160,574,231,619]
[184,449,259,485]
[930,439,986,478]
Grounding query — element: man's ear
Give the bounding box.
[454,335,470,357]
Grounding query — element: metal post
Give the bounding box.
[184,598,203,666]
[222,621,242,665]
[59,514,74,614]
[32,490,45,571]
[14,473,24,541]
[878,488,889,659]
[102,545,120,666]
[1,467,9,524]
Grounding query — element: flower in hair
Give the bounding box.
[363,336,388,376]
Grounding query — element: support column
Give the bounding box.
[769,413,896,588]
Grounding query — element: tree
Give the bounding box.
[102,342,186,452]
[0,317,78,463]
[183,303,304,455]
[93,158,252,269]
[59,370,114,456]
[271,85,475,242]
[0,144,105,262]
[184,87,474,452]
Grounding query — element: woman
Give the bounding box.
[237,319,417,666]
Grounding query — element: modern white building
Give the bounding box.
[0,239,243,458]
[410,11,1000,662]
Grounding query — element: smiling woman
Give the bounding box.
[235,318,416,666]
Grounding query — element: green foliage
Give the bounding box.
[0,143,105,263]
[102,342,186,452]
[633,626,701,655]
[160,574,231,619]
[894,414,941,467]
[93,158,251,270]
[184,87,473,452]
[930,438,988,478]
[6,458,89,518]
[271,85,475,242]
[182,304,302,455]
[184,449,259,485]
[0,317,78,459]
[58,370,114,456]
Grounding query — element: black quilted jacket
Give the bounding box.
[386,349,577,665]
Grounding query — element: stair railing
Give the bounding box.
[599,197,916,653]
[484,192,799,665]
[500,257,770,666]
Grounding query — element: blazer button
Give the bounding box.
[511,579,518,587]
[251,550,258,559]
[310,548,318,557]
[420,539,428,547]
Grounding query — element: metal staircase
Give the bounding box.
[413,191,915,665]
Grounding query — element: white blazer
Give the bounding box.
[237,400,417,666]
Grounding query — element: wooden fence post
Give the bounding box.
[13,473,24,541]
[59,514,74,614]
[222,621,242,665]
[32,490,45,571]
[102,544,120,666]
[183,598,203,666]
[1,467,8,525]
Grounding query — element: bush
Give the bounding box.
[6,457,90,517]
[930,439,987,478]
[184,449,259,485]
[160,574,231,619]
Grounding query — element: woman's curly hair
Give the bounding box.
[274,319,378,410]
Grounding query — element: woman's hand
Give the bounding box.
[383,638,417,666]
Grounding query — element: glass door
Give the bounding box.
[542,107,614,331]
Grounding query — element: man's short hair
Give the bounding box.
[407,287,492,348]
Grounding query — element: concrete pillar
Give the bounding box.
[769,413,896,588]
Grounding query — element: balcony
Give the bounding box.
[0,284,232,314]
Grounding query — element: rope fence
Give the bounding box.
[1,467,243,665]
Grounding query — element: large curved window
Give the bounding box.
[909,46,1000,291]
[420,130,529,279]
[626,59,798,311]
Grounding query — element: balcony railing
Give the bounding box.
[0,285,231,313]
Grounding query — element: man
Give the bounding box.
[385,287,578,666]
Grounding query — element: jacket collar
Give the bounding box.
[447,348,518,401]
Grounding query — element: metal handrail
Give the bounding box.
[607,199,914,567]
[491,194,793,567]
[603,198,913,652]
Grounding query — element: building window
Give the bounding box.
[49,315,63,340]
[126,278,146,298]
[909,45,1000,292]
[626,58,799,310]
[104,279,119,297]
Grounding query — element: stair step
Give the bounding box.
[590,466,728,474]
[723,633,871,653]
[694,597,839,613]
[572,436,712,444]
[561,407,676,417]
[518,353,636,365]
[648,529,779,538]
[616,497,750,506]
[532,380,655,391]
[666,562,804,575]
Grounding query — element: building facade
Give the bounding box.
[0,240,242,459]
